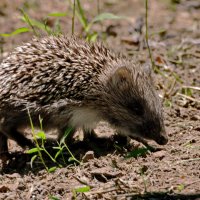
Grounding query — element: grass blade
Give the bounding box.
[21,16,52,34]
[48,12,67,17]
[91,12,126,24]
[30,154,38,168]
[20,9,39,37]
[0,27,30,37]
[74,186,90,193]
[76,0,87,29]
[86,12,126,32]
[27,147,43,154]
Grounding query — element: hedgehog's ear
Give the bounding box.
[110,67,131,89]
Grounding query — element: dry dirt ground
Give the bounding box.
[0,0,200,199]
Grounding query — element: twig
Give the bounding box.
[177,158,200,164]
[165,78,176,98]
[177,93,200,104]
[113,192,143,198]
[86,187,117,195]
[145,0,155,69]
[114,179,128,192]
[73,176,94,188]
[184,180,200,187]
[181,86,200,91]
[115,178,130,189]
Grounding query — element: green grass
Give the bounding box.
[1,1,125,42]
[70,0,126,41]
[27,111,80,172]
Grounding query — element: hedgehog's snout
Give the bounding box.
[155,132,168,145]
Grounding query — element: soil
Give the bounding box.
[0,0,199,199]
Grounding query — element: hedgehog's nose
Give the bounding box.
[156,134,168,145]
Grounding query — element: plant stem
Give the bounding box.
[97,0,100,15]
[20,9,39,37]
[27,109,48,171]
[42,146,62,168]
[145,0,154,69]
[63,141,80,164]
[72,0,76,35]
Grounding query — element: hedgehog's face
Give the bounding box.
[103,66,168,145]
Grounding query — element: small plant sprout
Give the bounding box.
[27,110,62,172]
[27,110,80,171]
[72,185,91,199]
[57,127,80,164]
[126,147,150,159]
[0,27,30,37]
[177,184,185,192]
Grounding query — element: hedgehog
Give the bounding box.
[0,36,168,161]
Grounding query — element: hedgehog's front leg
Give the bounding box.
[0,133,9,167]
[83,129,97,140]
[0,116,34,150]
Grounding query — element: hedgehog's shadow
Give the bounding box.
[0,135,133,174]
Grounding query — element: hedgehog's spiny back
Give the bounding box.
[0,36,119,107]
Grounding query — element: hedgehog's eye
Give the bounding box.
[127,101,144,116]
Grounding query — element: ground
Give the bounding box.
[0,0,200,199]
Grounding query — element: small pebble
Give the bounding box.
[82,151,95,162]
